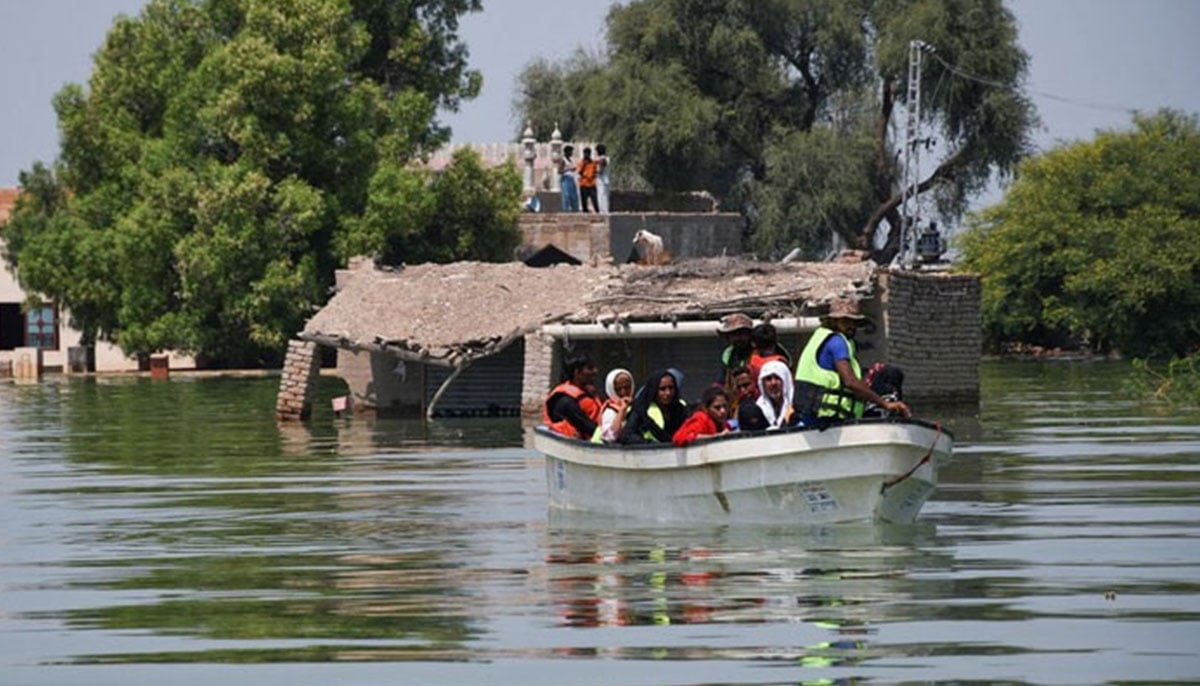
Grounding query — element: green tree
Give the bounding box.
[2,0,503,367]
[513,0,1035,261]
[958,110,1200,357]
[336,147,522,265]
[511,52,605,144]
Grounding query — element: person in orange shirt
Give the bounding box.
[577,147,600,213]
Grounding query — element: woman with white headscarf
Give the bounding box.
[736,359,799,432]
[592,368,635,443]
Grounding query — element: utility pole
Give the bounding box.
[898,40,928,268]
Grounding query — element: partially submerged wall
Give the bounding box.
[336,342,527,418]
[336,348,425,415]
[276,340,320,420]
[879,270,981,404]
[521,333,555,421]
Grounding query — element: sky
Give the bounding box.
[2,0,1198,191]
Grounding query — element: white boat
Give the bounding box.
[533,418,953,524]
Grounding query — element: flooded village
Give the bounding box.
[275,133,981,424]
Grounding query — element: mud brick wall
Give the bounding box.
[880,270,981,404]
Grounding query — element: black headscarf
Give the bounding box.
[619,368,688,444]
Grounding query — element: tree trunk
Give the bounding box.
[865,79,898,257]
[862,150,966,262]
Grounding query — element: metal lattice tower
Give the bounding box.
[898,40,927,267]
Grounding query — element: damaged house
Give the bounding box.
[281,256,980,420]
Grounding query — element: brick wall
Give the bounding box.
[880,270,981,404]
[276,340,319,420]
[521,333,555,421]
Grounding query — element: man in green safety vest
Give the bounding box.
[794,298,911,423]
[716,312,754,391]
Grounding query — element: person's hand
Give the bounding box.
[883,399,911,418]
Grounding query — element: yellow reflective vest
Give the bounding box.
[794,327,863,420]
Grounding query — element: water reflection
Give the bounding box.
[539,520,946,672]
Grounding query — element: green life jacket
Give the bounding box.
[642,404,666,441]
[794,327,863,420]
[721,344,752,391]
[720,345,750,368]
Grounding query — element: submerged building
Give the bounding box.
[280,254,980,420]
[0,188,194,376]
[275,131,980,421]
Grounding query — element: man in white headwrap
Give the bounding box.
[735,359,799,432]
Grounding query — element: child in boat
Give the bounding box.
[673,385,732,446]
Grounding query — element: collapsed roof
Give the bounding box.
[301,257,876,368]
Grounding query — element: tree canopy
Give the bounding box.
[958,110,1200,358]
[3,0,522,366]
[514,0,1035,261]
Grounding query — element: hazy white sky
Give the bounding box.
[2,0,1198,189]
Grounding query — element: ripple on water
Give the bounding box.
[3,364,1200,685]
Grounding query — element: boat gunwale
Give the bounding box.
[534,417,953,472]
[533,416,953,452]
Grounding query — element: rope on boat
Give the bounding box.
[880,421,942,495]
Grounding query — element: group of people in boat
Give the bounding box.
[543,298,912,447]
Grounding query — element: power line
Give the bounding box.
[925,48,1138,115]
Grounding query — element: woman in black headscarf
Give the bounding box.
[619,368,689,444]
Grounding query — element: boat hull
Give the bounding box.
[534,419,952,524]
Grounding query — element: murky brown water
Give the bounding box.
[2,361,1198,685]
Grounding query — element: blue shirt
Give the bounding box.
[817,333,851,371]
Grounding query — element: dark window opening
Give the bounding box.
[0,303,22,350]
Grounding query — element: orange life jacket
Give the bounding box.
[543,382,602,439]
[596,397,623,418]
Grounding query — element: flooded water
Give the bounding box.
[2,361,1198,685]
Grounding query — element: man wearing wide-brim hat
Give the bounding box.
[716,311,755,389]
[794,298,911,422]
